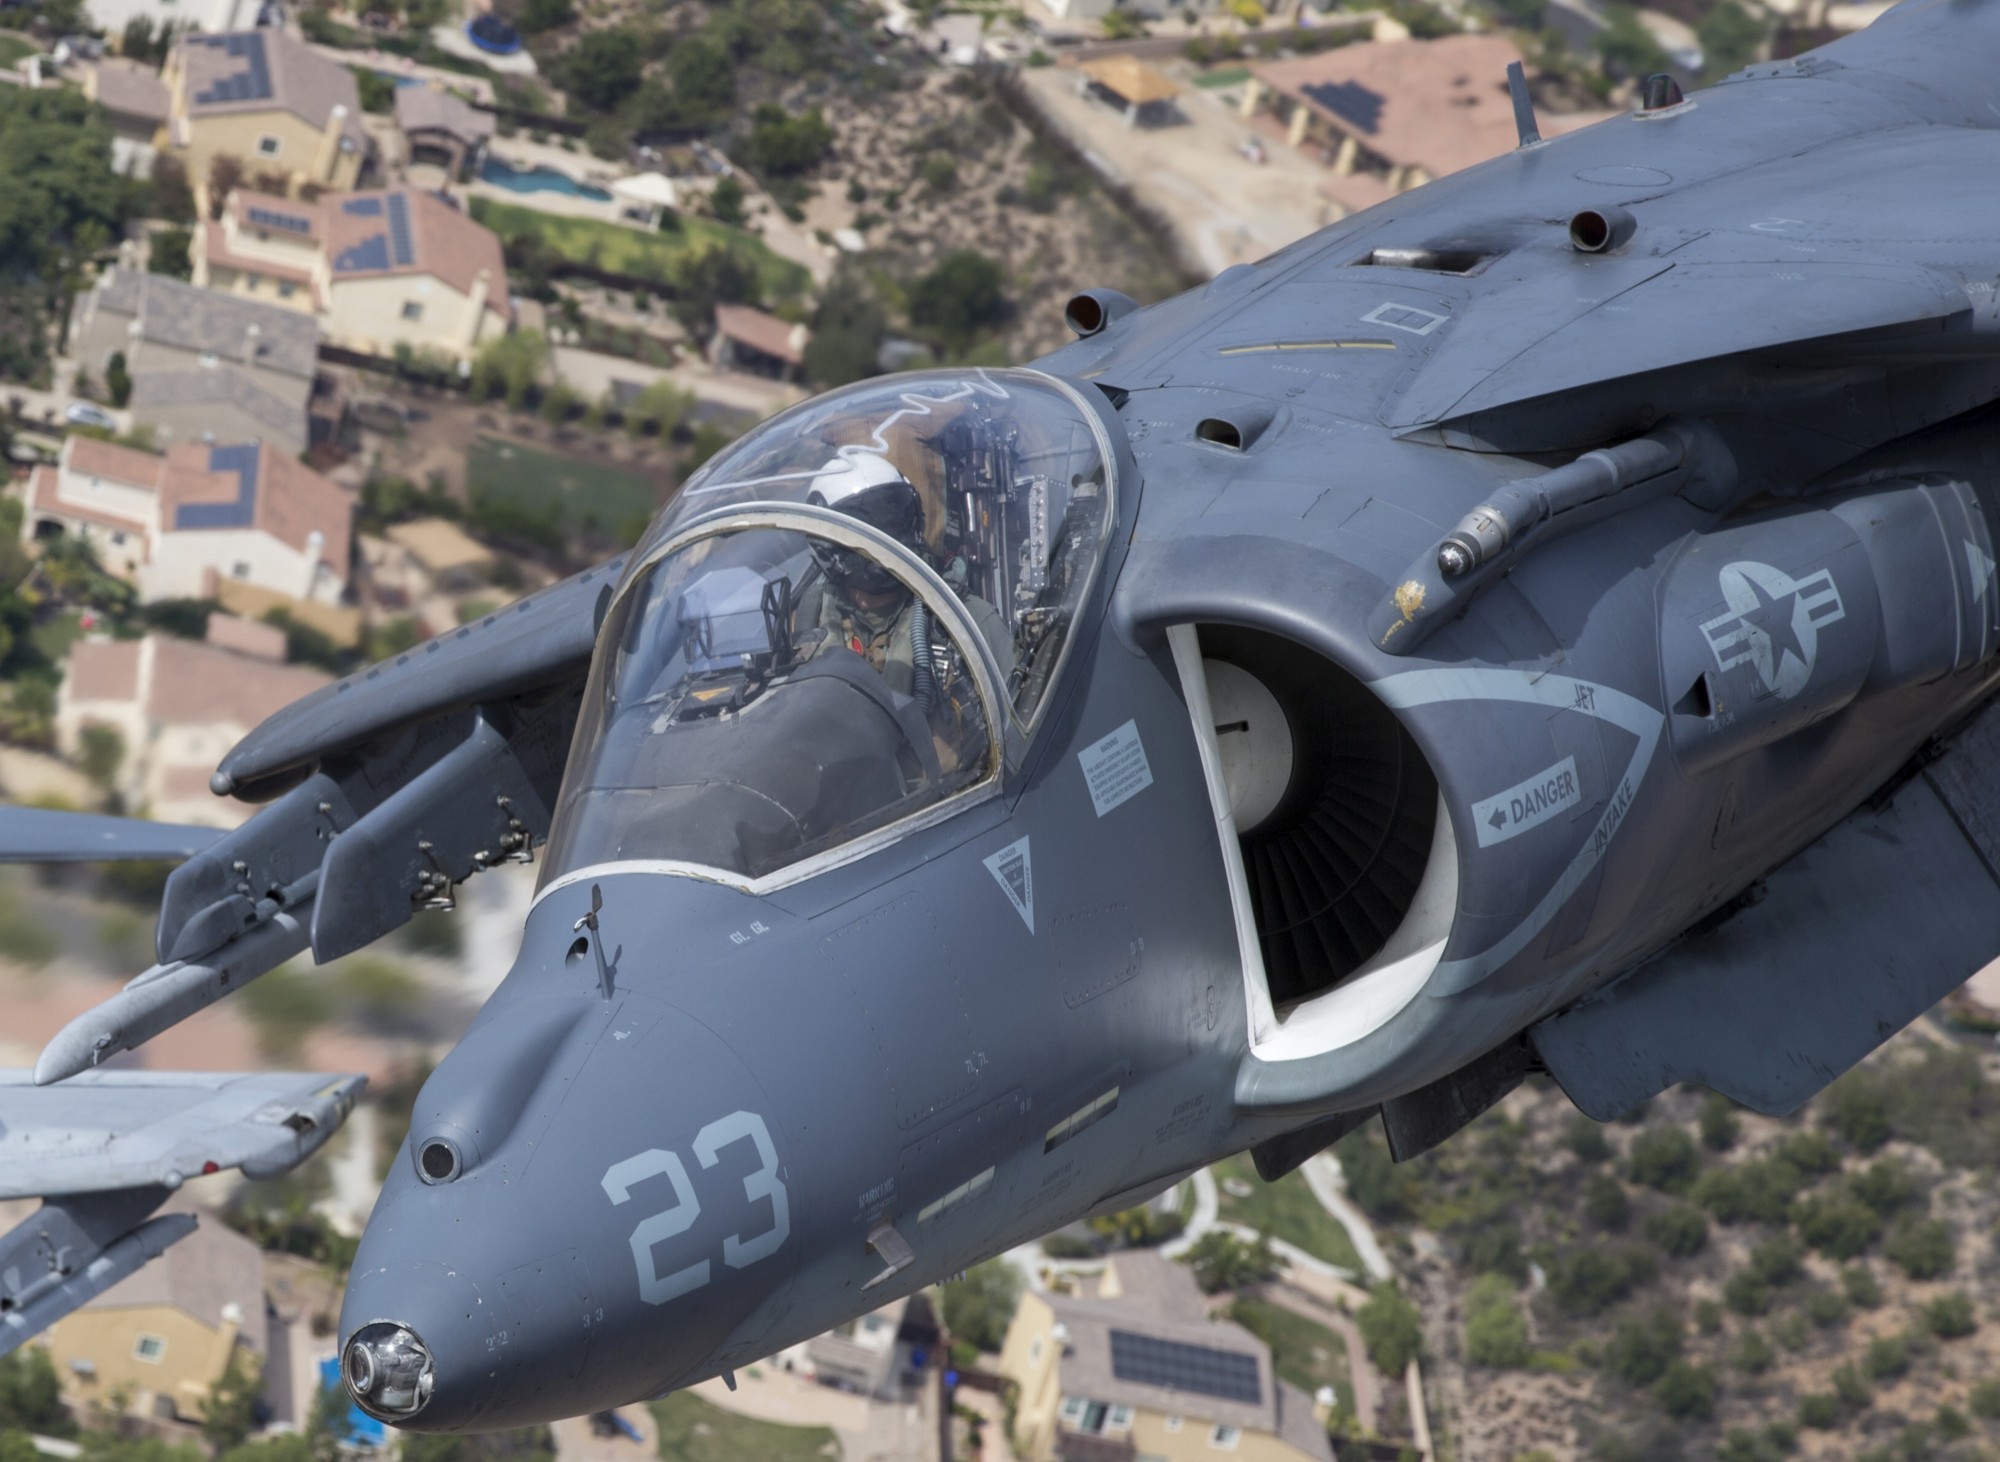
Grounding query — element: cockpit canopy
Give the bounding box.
[541,370,1116,890]
[630,368,1115,723]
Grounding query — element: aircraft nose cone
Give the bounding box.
[344,1321,435,1420]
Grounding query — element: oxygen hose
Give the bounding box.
[910,603,937,713]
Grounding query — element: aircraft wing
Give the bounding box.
[0,1070,363,1355]
[0,806,222,862]
[33,556,626,1086]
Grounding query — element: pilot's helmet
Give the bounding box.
[807,453,924,598]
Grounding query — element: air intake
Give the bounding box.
[1201,627,1438,1008]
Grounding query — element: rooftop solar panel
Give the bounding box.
[333,235,390,274]
[175,444,261,531]
[1107,1332,1261,1405]
[248,206,312,234]
[191,31,273,106]
[341,197,385,217]
[385,192,414,267]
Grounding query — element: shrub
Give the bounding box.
[1719,1425,1795,1462]
[1356,1284,1423,1375]
[1970,1378,2000,1418]
[1775,1129,1842,1175]
[1862,1332,1910,1382]
[1884,1216,1954,1279]
[1722,1269,1770,1317]
[1748,1233,1804,1287]
[1462,1274,1529,1368]
[1565,1116,1612,1163]
[1605,1308,1681,1387]
[1823,1069,1892,1150]
[1803,1286,1850,1329]
[1699,1094,1741,1151]
[1923,1291,1977,1339]
[1797,1393,1840,1429]
[1936,1403,1972,1441]
[1695,1157,1805,1224]
[1643,1204,1707,1258]
[1728,1328,1774,1374]
[1852,1158,1924,1215]
[1584,1173,1630,1232]
[1831,1360,1870,1409]
[1550,1245,1657,1317]
[1841,1265,1883,1308]
[1655,1361,1718,1420]
[1794,1192,1883,1259]
[1628,1127,1701,1193]
[744,104,833,177]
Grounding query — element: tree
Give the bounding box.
[937,1259,1021,1354]
[1462,1274,1528,1368]
[621,379,692,440]
[0,1349,71,1434]
[1594,4,1669,80]
[1356,1283,1422,1375]
[1182,1230,1278,1294]
[470,329,550,409]
[805,271,886,388]
[667,240,758,333]
[1697,2,1765,76]
[78,722,123,791]
[1627,1126,1700,1194]
[105,350,131,407]
[148,228,191,279]
[1655,1361,1718,1420]
[1643,1204,1707,1258]
[559,30,644,113]
[202,1351,259,1451]
[664,35,734,123]
[517,0,572,34]
[744,104,833,179]
[907,249,1006,351]
[207,153,245,217]
[708,173,746,228]
[1605,1308,1681,1387]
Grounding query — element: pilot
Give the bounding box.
[802,453,1016,697]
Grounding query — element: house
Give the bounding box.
[709,304,809,383]
[394,82,494,178]
[195,186,513,362]
[997,1252,1334,1462]
[384,517,494,593]
[1242,35,1615,213]
[23,435,354,605]
[802,1297,914,1399]
[86,0,264,46]
[70,268,321,454]
[86,59,171,177]
[41,1210,268,1422]
[162,29,371,197]
[58,625,331,824]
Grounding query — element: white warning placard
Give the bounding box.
[1078,720,1154,818]
[1472,755,1581,848]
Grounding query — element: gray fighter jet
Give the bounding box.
[15,0,2000,1433]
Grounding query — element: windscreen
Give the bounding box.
[632,369,1113,723]
[541,524,997,884]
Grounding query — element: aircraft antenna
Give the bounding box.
[1507,61,1542,148]
[573,885,616,1000]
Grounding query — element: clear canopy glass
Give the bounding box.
[541,522,999,885]
[633,368,1115,722]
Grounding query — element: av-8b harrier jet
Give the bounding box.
[11,0,2000,1433]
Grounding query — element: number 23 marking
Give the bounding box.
[601,1110,791,1306]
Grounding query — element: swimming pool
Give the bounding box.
[479,156,613,202]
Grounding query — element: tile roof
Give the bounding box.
[394,83,495,145]
[66,436,167,489]
[714,303,809,366]
[90,59,170,123]
[147,634,333,730]
[1253,34,1612,178]
[65,638,143,702]
[83,1204,268,1356]
[1047,1277,1276,1435]
[129,365,310,443]
[321,188,510,319]
[92,268,320,381]
[177,29,368,152]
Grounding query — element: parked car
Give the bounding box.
[64,402,116,429]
